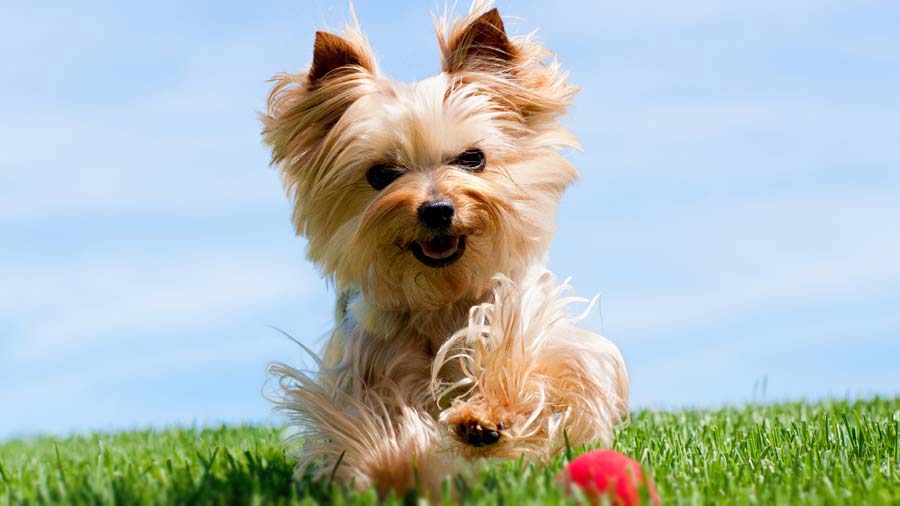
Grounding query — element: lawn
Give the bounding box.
[1,398,898,505]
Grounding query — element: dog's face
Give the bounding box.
[263,7,578,311]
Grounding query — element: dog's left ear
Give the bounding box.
[438,7,577,123]
[440,8,516,73]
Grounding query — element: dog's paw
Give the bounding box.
[441,403,507,448]
[454,420,503,447]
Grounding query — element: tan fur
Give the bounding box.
[433,268,629,461]
[263,1,628,497]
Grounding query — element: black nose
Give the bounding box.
[417,199,455,229]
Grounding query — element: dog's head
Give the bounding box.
[262,4,578,311]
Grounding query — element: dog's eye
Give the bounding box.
[366,164,404,190]
[451,148,486,172]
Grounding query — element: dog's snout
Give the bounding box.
[417,199,455,229]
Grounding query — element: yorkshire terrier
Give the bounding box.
[263,2,629,496]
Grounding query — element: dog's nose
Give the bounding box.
[417,199,455,229]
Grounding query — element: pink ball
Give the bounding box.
[558,449,660,506]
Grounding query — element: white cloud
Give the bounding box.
[0,3,308,224]
[1,247,322,359]
[0,330,302,437]
[558,187,900,339]
[521,0,869,36]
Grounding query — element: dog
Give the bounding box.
[262,2,629,496]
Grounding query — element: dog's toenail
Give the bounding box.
[457,422,501,447]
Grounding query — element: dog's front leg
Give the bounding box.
[432,272,630,461]
[272,325,456,497]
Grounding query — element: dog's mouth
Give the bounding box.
[410,235,466,268]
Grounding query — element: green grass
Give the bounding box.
[1,398,898,505]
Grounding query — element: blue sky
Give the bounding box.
[1,0,898,440]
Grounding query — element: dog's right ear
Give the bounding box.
[262,29,377,169]
[308,31,375,85]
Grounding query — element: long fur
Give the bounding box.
[432,268,629,460]
[263,1,629,496]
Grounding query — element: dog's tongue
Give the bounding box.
[420,235,459,260]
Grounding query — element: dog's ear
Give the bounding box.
[441,8,515,73]
[309,31,375,84]
[438,7,577,123]
[262,29,377,170]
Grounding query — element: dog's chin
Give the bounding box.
[410,235,466,268]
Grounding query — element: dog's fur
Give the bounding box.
[263,2,629,496]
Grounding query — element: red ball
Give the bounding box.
[558,450,660,506]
